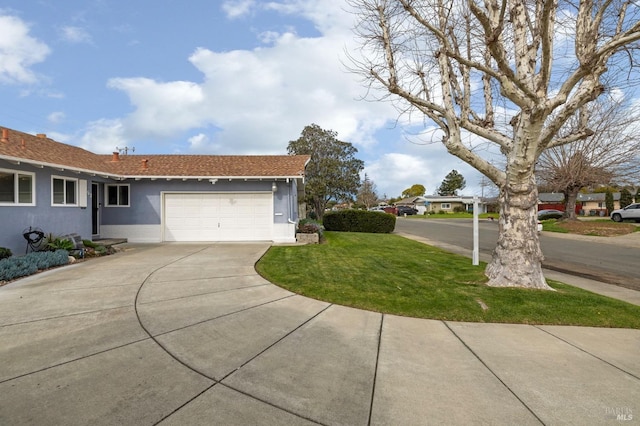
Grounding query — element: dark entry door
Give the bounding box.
[92,183,100,235]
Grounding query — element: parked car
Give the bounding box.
[383,206,398,215]
[610,203,640,222]
[537,209,564,220]
[396,205,418,216]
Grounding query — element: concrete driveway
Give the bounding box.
[0,243,638,425]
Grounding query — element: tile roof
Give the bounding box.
[0,126,309,178]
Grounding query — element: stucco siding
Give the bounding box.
[101,179,298,227]
[0,160,94,255]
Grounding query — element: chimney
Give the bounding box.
[1,128,8,143]
[36,133,47,138]
[21,137,25,148]
[141,159,149,170]
[111,152,120,162]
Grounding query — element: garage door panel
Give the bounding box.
[164,193,272,242]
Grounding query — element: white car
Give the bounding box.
[610,203,640,222]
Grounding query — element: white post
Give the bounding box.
[472,196,479,266]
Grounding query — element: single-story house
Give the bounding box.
[538,192,621,215]
[396,195,488,214]
[578,192,621,215]
[0,126,309,255]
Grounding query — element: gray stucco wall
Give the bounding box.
[100,178,299,226]
[0,160,95,256]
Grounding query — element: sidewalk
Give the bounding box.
[0,243,638,425]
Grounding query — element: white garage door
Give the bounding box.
[163,192,273,242]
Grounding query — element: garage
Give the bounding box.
[163,192,273,242]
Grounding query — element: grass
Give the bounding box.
[542,219,638,236]
[256,232,640,328]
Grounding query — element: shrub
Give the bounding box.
[46,236,74,251]
[323,210,396,233]
[82,239,99,248]
[0,250,69,282]
[0,247,12,260]
[453,206,465,213]
[298,218,324,234]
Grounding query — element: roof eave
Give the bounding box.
[0,155,122,180]
[122,174,306,180]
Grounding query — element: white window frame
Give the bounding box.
[51,175,78,207]
[105,184,130,207]
[441,203,452,210]
[0,168,35,206]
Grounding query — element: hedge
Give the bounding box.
[322,210,396,233]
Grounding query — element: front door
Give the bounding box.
[92,183,100,236]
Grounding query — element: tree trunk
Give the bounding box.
[485,184,554,290]
[313,198,325,221]
[563,188,580,221]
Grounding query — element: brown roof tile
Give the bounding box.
[0,126,309,178]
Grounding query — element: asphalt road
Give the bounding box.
[395,218,640,291]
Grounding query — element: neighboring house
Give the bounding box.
[578,192,620,216]
[538,192,620,215]
[0,127,309,255]
[397,196,488,214]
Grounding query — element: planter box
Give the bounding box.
[296,233,319,244]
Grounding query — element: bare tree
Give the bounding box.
[347,0,640,289]
[537,97,640,220]
[357,173,379,208]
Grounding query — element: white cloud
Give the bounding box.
[47,111,65,124]
[107,77,207,139]
[0,14,50,85]
[80,119,127,154]
[59,25,92,44]
[188,133,219,152]
[92,11,396,155]
[365,144,486,199]
[222,0,256,19]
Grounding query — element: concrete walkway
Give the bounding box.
[0,243,638,425]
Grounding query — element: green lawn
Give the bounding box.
[256,232,640,328]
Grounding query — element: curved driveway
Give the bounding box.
[0,243,638,425]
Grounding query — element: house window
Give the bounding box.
[52,176,78,206]
[105,184,130,207]
[0,169,35,205]
[598,202,605,208]
[441,203,451,210]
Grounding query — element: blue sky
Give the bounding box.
[0,0,486,199]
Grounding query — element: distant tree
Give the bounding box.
[593,186,619,193]
[635,187,640,203]
[357,173,379,208]
[387,196,401,205]
[620,188,633,209]
[537,97,640,220]
[401,184,426,198]
[288,124,364,220]
[479,175,499,199]
[605,190,614,214]
[437,170,466,196]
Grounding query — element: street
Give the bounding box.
[395,218,640,290]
